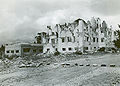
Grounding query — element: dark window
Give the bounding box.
[97,24,98,28]
[51,39,55,44]
[67,37,72,42]
[101,31,103,33]
[61,37,65,43]
[6,51,9,53]
[87,37,89,41]
[68,48,72,51]
[23,48,30,52]
[56,48,58,51]
[52,32,55,35]
[75,47,78,50]
[16,50,19,53]
[56,32,58,38]
[108,31,111,35]
[93,37,95,42]
[11,50,14,53]
[94,47,96,49]
[62,48,66,51]
[101,38,104,42]
[47,38,50,43]
[33,49,37,53]
[84,47,88,50]
[47,48,50,51]
[97,38,98,42]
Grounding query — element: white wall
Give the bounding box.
[43,44,55,54]
[57,42,77,53]
[5,44,21,56]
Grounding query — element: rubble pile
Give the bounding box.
[54,53,87,62]
[0,52,110,71]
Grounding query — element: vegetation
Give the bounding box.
[54,51,60,56]
[74,51,82,55]
[97,47,105,52]
[113,30,120,48]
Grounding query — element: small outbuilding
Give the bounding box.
[5,43,43,57]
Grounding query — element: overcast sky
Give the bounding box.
[0,0,120,44]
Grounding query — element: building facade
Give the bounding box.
[36,17,116,54]
[5,43,43,57]
[5,17,117,57]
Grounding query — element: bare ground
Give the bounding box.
[0,53,120,86]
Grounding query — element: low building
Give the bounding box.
[5,43,43,57]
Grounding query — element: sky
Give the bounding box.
[0,0,120,44]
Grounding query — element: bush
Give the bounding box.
[54,51,60,56]
[111,48,117,53]
[74,51,82,55]
[97,47,105,52]
[113,30,120,48]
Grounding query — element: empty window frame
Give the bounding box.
[52,32,55,35]
[23,48,30,53]
[47,48,50,51]
[74,47,78,50]
[33,49,37,53]
[47,38,50,43]
[68,48,72,51]
[93,37,95,42]
[67,37,72,42]
[6,50,10,53]
[97,38,99,42]
[11,50,14,53]
[51,39,55,44]
[62,48,66,51]
[61,37,65,43]
[16,50,19,53]
[101,38,104,42]
[87,37,89,41]
[84,47,88,50]
[55,48,58,51]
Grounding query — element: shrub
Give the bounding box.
[74,51,82,55]
[97,47,105,52]
[113,30,120,48]
[54,51,60,56]
[111,48,117,53]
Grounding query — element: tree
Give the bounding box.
[113,30,120,48]
[0,45,5,52]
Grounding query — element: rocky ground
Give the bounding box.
[0,53,120,86]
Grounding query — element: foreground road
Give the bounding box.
[0,54,120,86]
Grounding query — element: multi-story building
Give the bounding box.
[36,17,116,54]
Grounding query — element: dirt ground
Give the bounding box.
[0,53,120,86]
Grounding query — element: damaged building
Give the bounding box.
[5,43,43,57]
[35,17,116,54]
[5,17,117,57]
